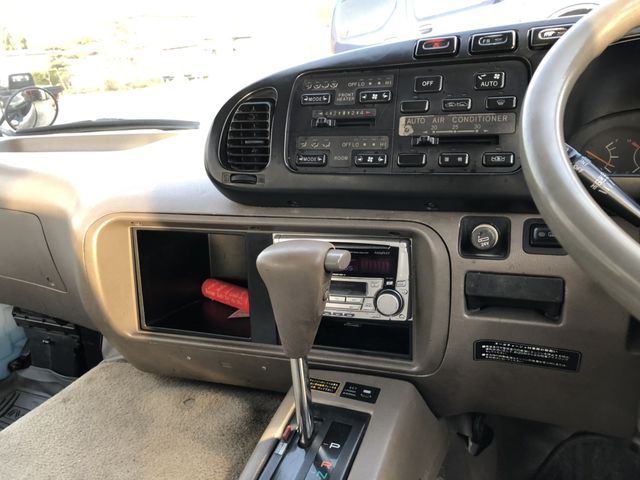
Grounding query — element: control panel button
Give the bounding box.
[375,290,403,316]
[529,25,571,49]
[312,117,336,128]
[397,153,426,167]
[471,224,500,250]
[415,36,459,57]
[401,100,429,113]
[439,153,469,167]
[328,295,346,303]
[482,152,515,167]
[474,72,506,90]
[354,153,388,167]
[486,95,517,110]
[470,30,517,53]
[340,383,380,404]
[414,75,443,93]
[530,224,561,248]
[296,153,327,167]
[358,90,392,104]
[442,98,471,111]
[301,92,332,105]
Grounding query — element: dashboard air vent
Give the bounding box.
[224,101,272,171]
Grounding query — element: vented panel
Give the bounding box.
[224,101,272,171]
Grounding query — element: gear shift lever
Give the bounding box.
[257,240,351,447]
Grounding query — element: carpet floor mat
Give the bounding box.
[0,366,74,430]
[0,361,283,480]
[534,433,640,480]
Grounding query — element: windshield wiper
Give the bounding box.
[9,118,200,136]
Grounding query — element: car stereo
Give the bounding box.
[273,235,411,321]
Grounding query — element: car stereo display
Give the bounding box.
[343,247,398,277]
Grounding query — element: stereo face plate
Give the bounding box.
[273,235,411,321]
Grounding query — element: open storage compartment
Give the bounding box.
[134,228,413,358]
[315,317,411,358]
[136,230,255,340]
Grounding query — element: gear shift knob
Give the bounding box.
[257,240,350,447]
[257,240,350,359]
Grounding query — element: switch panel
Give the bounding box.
[287,61,528,175]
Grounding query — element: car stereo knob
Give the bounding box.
[375,290,403,316]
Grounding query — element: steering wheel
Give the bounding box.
[521,0,640,319]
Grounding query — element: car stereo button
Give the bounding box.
[470,30,517,53]
[486,95,517,110]
[442,98,471,111]
[529,25,571,49]
[415,36,459,57]
[329,296,346,303]
[346,297,363,304]
[474,72,505,90]
[414,75,442,93]
[326,303,360,311]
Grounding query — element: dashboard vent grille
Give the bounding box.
[224,101,272,171]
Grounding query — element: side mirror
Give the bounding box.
[0,87,59,132]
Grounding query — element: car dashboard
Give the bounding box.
[1,16,640,441]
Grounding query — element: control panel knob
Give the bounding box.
[470,224,499,251]
[375,290,403,316]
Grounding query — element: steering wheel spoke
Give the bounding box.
[567,144,640,227]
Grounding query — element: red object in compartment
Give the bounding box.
[201,279,250,313]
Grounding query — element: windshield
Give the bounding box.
[0,0,598,129]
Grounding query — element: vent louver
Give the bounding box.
[224,101,272,171]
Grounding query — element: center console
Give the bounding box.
[240,370,448,480]
[248,239,445,480]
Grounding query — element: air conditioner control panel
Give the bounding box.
[287,60,528,175]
